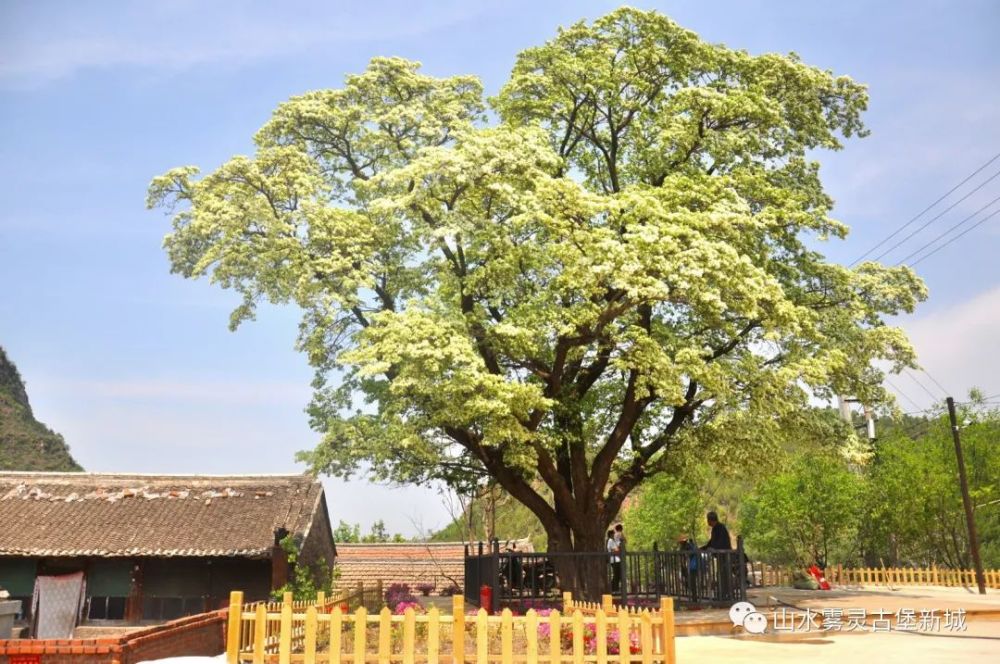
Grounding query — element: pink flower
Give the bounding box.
[393,601,424,615]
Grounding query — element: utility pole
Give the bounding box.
[837,395,876,441]
[946,397,986,595]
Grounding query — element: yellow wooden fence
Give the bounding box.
[829,565,1000,589]
[226,592,676,664]
[236,584,381,654]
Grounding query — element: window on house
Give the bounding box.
[87,596,127,620]
[142,596,205,621]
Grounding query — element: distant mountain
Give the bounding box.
[0,346,82,471]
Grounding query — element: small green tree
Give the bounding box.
[741,455,862,566]
[623,471,705,549]
[271,535,332,600]
[332,520,362,543]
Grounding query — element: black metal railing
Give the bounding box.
[465,537,748,611]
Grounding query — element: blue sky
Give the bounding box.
[1,0,999,536]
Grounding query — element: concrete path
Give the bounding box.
[676,586,1000,662]
[676,621,1000,663]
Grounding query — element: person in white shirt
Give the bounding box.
[607,528,621,591]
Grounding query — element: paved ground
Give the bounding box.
[676,586,1000,662]
[675,584,1000,623]
[676,621,1000,662]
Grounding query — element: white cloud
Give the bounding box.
[893,285,1000,409]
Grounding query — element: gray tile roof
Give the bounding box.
[0,472,324,558]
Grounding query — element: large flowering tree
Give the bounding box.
[149,9,925,596]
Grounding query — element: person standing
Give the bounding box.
[607,529,620,591]
[700,511,734,601]
[677,534,700,599]
[700,512,732,551]
[613,523,626,595]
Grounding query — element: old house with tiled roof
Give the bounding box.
[0,472,335,632]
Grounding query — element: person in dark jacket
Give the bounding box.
[701,511,734,601]
[701,511,732,551]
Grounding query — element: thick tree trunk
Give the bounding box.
[545,518,611,602]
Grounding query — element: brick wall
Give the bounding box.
[0,609,226,664]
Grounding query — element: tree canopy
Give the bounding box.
[148,8,926,582]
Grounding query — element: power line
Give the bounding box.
[910,207,1000,267]
[905,369,942,403]
[851,151,1000,265]
[885,377,923,411]
[919,368,951,398]
[868,167,1000,263]
[895,194,1000,265]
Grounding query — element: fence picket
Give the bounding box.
[453,596,465,664]
[253,604,265,664]
[403,608,416,664]
[596,611,607,664]
[476,609,489,664]
[354,608,368,664]
[279,603,292,664]
[378,608,391,664]
[548,611,561,664]
[227,591,244,664]
[572,611,583,664]
[639,613,653,664]
[659,598,674,664]
[330,607,342,664]
[617,610,630,664]
[501,609,513,664]
[304,606,318,664]
[428,607,440,664]
[526,610,538,664]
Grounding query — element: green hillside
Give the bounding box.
[0,346,82,471]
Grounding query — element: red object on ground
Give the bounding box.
[808,564,832,590]
[479,584,493,614]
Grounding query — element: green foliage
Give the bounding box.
[860,401,1000,568]
[622,471,704,550]
[271,535,332,601]
[148,8,925,552]
[741,454,862,566]
[333,519,406,543]
[0,346,82,472]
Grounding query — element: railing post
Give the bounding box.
[226,590,244,664]
[490,538,501,614]
[563,591,573,613]
[283,590,293,605]
[602,594,613,613]
[652,542,662,601]
[316,590,325,607]
[736,536,747,602]
[659,597,675,664]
